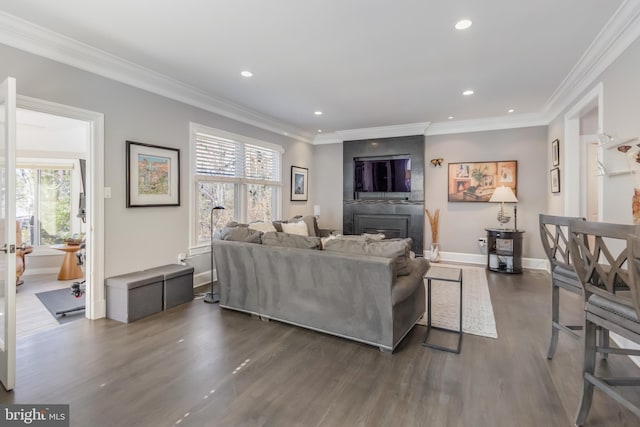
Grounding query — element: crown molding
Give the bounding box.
[425,113,548,136]
[543,0,640,121]
[0,11,312,143]
[312,122,430,144]
[313,133,344,145]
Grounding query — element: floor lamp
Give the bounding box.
[204,205,225,304]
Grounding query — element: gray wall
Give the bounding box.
[312,143,343,231]
[312,127,548,259]
[425,127,548,259]
[0,43,314,278]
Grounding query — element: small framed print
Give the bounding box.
[496,238,513,252]
[291,166,308,201]
[550,167,560,193]
[552,139,560,167]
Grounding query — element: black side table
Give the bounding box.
[486,228,525,274]
[422,266,463,354]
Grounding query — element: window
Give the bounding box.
[191,124,283,246]
[16,166,73,245]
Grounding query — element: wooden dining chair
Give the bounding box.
[568,219,640,426]
[539,214,585,359]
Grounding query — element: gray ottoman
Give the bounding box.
[145,264,194,309]
[105,271,164,323]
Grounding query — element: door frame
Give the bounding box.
[563,82,604,217]
[17,96,105,319]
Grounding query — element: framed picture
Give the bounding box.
[447,161,517,202]
[126,141,180,207]
[291,165,308,201]
[552,139,560,166]
[550,167,561,193]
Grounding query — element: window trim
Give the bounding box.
[189,122,283,251]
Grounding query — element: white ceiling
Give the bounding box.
[0,0,631,141]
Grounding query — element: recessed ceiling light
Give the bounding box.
[314,111,323,116]
[317,129,322,133]
[508,109,515,113]
[448,116,454,120]
[240,70,253,77]
[455,19,472,30]
[283,132,289,136]
[462,90,474,96]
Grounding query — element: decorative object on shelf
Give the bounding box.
[126,140,180,207]
[552,139,560,166]
[426,208,441,262]
[488,186,518,228]
[205,205,225,304]
[290,165,308,201]
[448,161,517,202]
[430,158,443,167]
[550,168,560,194]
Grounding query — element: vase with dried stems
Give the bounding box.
[426,208,441,262]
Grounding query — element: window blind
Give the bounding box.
[195,132,281,184]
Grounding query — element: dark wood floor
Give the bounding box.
[1,268,639,427]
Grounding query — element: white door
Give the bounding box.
[0,77,17,391]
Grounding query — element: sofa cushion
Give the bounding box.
[323,238,413,276]
[261,232,322,250]
[223,227,263,244]
[249,221,277,233]
[282,221,309,236]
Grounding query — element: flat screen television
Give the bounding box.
[354,156,411,193]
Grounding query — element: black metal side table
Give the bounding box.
[422,266,463,354]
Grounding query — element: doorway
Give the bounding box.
[15,108,89,337]
[16,96,105,322]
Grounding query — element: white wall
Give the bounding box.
[548,30,640,223]
[0,43,314,278]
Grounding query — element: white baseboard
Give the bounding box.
[195,270,217,287]
[422,250,547,271]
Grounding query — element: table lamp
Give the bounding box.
[205,205,225,304]
[489,186,518,229]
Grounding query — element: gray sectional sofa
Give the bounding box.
[213,234,428,352]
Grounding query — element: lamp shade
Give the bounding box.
[489,186,518,203]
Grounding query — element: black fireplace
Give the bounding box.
[343,135,425,254]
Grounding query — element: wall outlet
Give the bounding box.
[177,253,186,263]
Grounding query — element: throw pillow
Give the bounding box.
[249,221,277,233]
[282,221,309,236]
[323,238,413,276]
[287,215,320,237]
[261,232,321,250]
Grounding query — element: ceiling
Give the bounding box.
[0,0,631,142]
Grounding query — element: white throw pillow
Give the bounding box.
[282,221,309,236]
[249,221,277,233]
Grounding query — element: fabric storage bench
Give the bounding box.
[144,264,194,309]
[105,271,164,323]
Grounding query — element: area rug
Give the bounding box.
[35,288,85,325]
[417,264,498,339]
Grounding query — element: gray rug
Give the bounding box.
[35,288,85,324]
